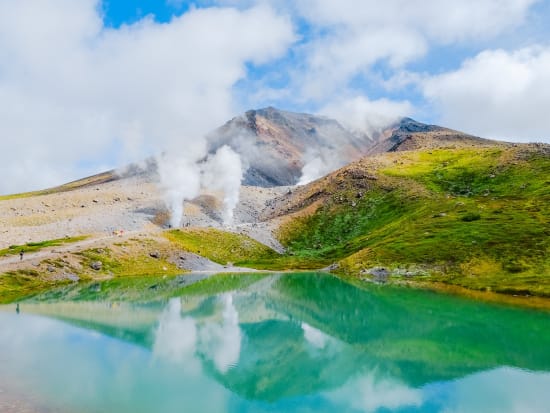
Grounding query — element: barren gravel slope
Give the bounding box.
[0,174,288,272]
[0,176,164,249]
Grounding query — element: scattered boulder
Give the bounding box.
[368,267,389,277]
[324,263,340,271]
[149,251,161,259]
[363,267,390,283]
[90,261,103,271]
[65,273,79,282]
[47,265,55,273]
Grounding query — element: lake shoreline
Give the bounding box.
[4,267,550,312]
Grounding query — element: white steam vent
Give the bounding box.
[202,145,244,226]
[157,145,243,228]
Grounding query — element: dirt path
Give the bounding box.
[0,229,164,274]
[0,236,105,265]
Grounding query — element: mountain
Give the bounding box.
[206,107,371,186]
[206,107,502,187]
[40,108,499,190]
[366,117,504,154]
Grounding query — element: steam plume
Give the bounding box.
[158,154,202,228]
[297,96,412,185]
[202,145,244,226]
[157,144,243,228]
[297,147,345,185]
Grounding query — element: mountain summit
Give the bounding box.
[207,107,500,187]
[206,107,371,186]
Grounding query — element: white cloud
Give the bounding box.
[422,46,550,142]
[302,322,330,348]
[326,373,423,413]
[319,95,413,136]
[0,0,295,194]
[441,367,550,413]
[297,0,537,41]
[290,0,538,101]
[297,27,426,101]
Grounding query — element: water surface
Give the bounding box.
[1,272,550,412]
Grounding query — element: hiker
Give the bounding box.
[16,303,20,314]
[19,250,24,261]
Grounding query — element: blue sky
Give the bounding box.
[1,0,549,192]
[101,0,192,27]
[98,0,550,129]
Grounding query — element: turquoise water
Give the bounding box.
[1,272,550,412]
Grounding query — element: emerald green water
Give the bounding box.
[1,272,550,412]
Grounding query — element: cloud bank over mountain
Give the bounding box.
[0,0,548,194]
[0,0,294,193]
[423,46,550,141]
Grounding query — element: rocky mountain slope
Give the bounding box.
[366,117,504,154]
[206,108,506,187]
[205,107,371,186]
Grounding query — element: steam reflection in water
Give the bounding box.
[153,294,242,373]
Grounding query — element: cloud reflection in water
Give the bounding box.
[153,293,242,374]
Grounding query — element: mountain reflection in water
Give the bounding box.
[1,272,550,413]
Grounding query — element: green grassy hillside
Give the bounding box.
[278,145,550,297]
[165,228,327,270]
[166,228,279,266]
